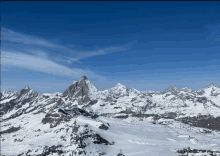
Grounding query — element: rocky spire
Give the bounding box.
[23,85,30,90]
[80,75,88,81]
[62,75,99,100]
[207,83,215,88]
[166,85,176,90]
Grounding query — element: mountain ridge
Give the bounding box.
[1,76,220,156]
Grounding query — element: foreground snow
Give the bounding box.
[1,114,220,156]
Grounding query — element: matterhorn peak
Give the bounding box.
[63,75,99,99]
[70,76,88,85]
[80,75,88,81]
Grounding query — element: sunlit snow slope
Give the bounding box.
[1,76,220,156]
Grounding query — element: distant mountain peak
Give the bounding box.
[115,83,127,88]
[23,86,30,90]
[169,85,176,88]
[112,83,127,90]
[207,83,215,88]
[116,83,123,86]
[70,76,88,85]
[80,75,88,81]
[167,85,177,90]
[164,85,178,93]
[63,75,99,99]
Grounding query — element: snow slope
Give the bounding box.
[1,76,220,156]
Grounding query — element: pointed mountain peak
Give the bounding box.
[70,76,88,85]
[164,85,177,92]
[80,75,88,81]
[113,83,127,89]
[63,75,99,99]
[19,85,33,95]
[207,83,215,88]
[169,85,176,89]
[116,83,124,87]
[23,85,30,90]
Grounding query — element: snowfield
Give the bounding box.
[1,76,220,156]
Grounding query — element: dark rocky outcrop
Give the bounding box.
[176,115,220,131]
[92,134,111,145]
[62,76,96,99]
[114,115,129,119]
[176,147,220,155]
[41,113,72,128]
[0,126,21,135]
[98,124,109,130]
[58,109,69,115]
[0,87,38,119]
[0,92,2,100]
[60,107,99,119]
[36,145,64,156]
[114,107,122,109]
[197,97,208,103]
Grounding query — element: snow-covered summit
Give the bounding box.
[164,85,178,93]
[1,76,220,156]
[110,83,127,91]
[23,85,30,90]
[107,83,129,96]
[115,83,125,87]
[207,83,215,88]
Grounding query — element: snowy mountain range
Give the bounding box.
[1,76,220,156]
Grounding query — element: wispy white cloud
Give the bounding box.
[1,28,62,48]
[1,51,105,80]
[74,45,131,60]
[2,27,131,65]
[1,27,131,87]
[33,86,51,89]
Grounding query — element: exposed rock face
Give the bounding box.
[0,126,21,135]
[0,86,39,119]
[98,124,109,130]
[176,115,220,132]
[62,76,99,105]
[63,76,98,98]
[1,76,220,156]
[197,97,208,103]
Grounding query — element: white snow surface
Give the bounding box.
[2,114,220,156]
[1,79,220,156]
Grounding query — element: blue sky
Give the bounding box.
[1,1,220,93]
